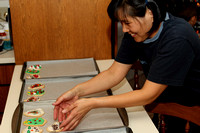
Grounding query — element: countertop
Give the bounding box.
[0,50,15,64]
[0,59,159,133]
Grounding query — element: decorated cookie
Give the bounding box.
[28,84,45,90]
[23,117,47,127]
[26,74,40,79]
[27,89,45,96]
[26,69,40,75]
[28,65,42,71]
[26,65,41,75]
[23,108,44,117]
[22,126,43,133]
[24,97,40,102]
[26,65,41,79]
[46,122,63,132]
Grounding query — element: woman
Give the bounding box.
[53,0,200,132]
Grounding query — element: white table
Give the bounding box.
[0,59,158,133]
[0,50,15,64]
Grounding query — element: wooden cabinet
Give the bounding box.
[0,64,15,84]
[0,64,15,123]
[10,0,113,65]
[0,86,10,112]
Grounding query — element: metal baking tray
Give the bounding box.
[12,100,130,133]
[21,58,99,80]
[63,126,133,133]
[19,77,108,103]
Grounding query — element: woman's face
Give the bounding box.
[118,9,154,42]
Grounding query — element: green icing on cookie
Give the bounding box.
[24,117,45,126]
[26,69,40,74]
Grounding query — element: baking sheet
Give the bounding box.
[18,100,125,133]
[19,77,108,103]
[21,58,99,80]
[64,126,133,133]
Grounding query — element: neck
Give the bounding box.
[149,22,162,38]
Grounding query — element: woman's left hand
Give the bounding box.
[59,98,94,131]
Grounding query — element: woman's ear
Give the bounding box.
[146,8,153,22]
[148,9,153,15]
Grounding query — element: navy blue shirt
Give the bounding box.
[115,14,200,106]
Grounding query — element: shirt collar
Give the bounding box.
[143,13,169,44]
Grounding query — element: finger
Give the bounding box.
[62,115,80,131]
[61,115,78,131]
[69,120,79,131]
[60,111,77,128]
[53,106,59,120]
[53,96,64,106]
[62,113,67,121]
[63,112,70,121]
[67,112,71,117]
[58,107,63,122]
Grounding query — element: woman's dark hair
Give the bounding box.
[107,0,167,33]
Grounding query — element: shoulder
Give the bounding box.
[163,14,196,38]
[159,14,199,52]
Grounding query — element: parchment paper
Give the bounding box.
[19,101,124,133]
[20,77,108,103]
[23,58,99,79]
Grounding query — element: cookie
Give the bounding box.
[26,74,40,79]
[28,84,45,90]
[26,69,40,75]
[28,65,42,71]
[26,65,41,75]
[27,89,45,97]
[22,126,43,133]
[23,117,47,127]
[24,97,40,102]
[23,108,44,117]
[46,122,63,132]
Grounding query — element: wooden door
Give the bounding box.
[10,0,112,64]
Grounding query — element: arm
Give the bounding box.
[53,61,132,123]
[92,79,167,108]
[75,61,132,97]
[55,61,132,102]
[59,78,167,131]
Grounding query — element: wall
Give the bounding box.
[0,0,9,7]
[0,0,8,21]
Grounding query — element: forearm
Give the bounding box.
[75,69,124,97]
[90,80,167,108]
[74,61,132,97]
[91,90,149,108]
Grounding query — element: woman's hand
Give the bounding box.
[53,88,95,131]
[59,98,94,131]
[53,89,78,122]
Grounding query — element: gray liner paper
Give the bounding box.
[20,101,124,133]
[21,77,108,102]
[23,58,99,79]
